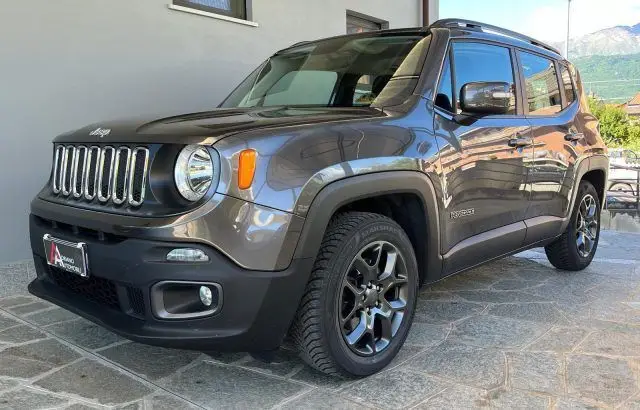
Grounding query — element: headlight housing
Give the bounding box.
[174,145,215,201]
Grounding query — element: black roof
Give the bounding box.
[281,18,564,60]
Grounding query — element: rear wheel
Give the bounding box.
[545,181,601,270]
[291,212,419,377]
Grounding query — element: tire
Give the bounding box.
[291,211,419,377]
[545,181,601,270]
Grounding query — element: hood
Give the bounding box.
[54,106,385,145]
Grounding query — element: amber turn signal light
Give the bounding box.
[238,149,257,189]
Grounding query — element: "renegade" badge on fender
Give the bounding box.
[450,208,475,219]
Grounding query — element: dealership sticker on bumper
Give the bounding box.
[43,234,89,277]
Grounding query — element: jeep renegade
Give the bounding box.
[28,19,608,377]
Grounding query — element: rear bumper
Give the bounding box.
[28,213,313,351]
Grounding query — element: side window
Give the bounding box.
[452,42,517,115]
[560,64,576,106]
[519,51,562,115]
[435,54,453,112]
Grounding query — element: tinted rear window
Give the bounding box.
[560,64,576,106]
[519,51,562,115]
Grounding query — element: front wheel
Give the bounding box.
[291,212,419,377]
[545,181,601,270]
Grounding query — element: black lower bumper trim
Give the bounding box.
[29,214,314,351]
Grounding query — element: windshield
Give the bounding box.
[220,34,431,108]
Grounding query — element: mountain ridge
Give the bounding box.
[551,23,640,58]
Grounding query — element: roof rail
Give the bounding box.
[431,18,562,56]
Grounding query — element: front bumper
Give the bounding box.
[28,213,313,351]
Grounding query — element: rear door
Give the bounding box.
[433,41,533,274]
[519,51,587,243]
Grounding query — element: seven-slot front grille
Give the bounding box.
[52,145,149,207]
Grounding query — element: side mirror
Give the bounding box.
[460,82,513,115]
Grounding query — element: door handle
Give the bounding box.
[508,137,532,148]
[564,132,584,142]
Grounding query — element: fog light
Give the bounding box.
[166,248,209,262]
[199,286,213,307]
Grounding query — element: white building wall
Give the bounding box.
[0,0,426,264]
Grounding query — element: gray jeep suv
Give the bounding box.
[28,19,608,377]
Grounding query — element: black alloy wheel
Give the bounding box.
[291,212,419,377]
[545,180,601,270]
[339,241,409,356]
[575,193,598,258]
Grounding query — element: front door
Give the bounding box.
[433,41,533,274]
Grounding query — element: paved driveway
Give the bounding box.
[0,230,639,409]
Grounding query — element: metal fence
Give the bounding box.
[606,149,640,210]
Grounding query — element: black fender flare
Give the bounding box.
[292,171,443,283]
[559,154,609,232]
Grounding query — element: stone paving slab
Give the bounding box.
[97,342,203,381]
[342,367,449,409]
[44,318,124,350]
[0,261,35,299]
[24,306,79,326]
[0,387,68,409]
[0,232,638,409]
[451,315,551,349]
[6,301,51,316]
[35,359,154,405]
[415,383,490,409]
[160,361,308,409]
[566,354,639,406]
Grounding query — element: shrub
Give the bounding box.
[588,97,640,149]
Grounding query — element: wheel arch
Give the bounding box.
[582,155,608,209]
[292,171,443,285]
[581,167,607,207]
[559,154,609,232]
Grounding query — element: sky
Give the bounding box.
[439,0,640,42]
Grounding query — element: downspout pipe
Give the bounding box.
[423,0,429,26]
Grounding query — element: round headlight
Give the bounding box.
[174,145,214,201]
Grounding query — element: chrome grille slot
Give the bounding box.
[97,147,115,202]
[112,147,131,205]
[84,146,100,200]
[61,146,76,195]
[128,147,150,206]
[72,146,88,198]
[51,144,149,207]
[52,146,65,194]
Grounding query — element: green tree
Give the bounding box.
[588,97,640,149]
